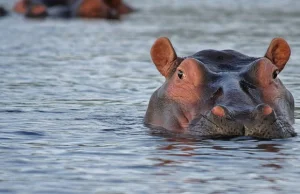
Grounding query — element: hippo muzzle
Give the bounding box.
[189,104,296,139]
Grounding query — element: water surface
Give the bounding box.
[1,0,300,193]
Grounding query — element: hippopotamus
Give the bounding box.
[13,0,134,19]
[145,37,297,139]
[0,6,8,17]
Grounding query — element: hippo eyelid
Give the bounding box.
[272,69,279,79]
[178,70,184,79]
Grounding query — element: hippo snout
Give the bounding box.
[189,104,296,139]
[243,104,296,139]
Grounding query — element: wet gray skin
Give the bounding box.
[145,37,297,139]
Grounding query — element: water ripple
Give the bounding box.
[0,0,300,193]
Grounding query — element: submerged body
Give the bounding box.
[145,37,296,139]
[13,0,134,19]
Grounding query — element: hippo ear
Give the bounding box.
[151,37,177,77]
[264,38,291,72]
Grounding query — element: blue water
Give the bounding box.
[1,0,300,193]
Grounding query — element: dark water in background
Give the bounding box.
[1,0,300,193]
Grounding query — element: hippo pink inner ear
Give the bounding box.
[150,37,177,77]
[264,38,291,72]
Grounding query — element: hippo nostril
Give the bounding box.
[211,106,225,117]
[262,105,273,116]
[255,104,273,116]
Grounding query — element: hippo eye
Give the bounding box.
[273,70,279,79]
[178,70,184,79]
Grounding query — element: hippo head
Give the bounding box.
[145,37,296,139]
[13,0,47,18]
[77,0,120,19]
[14,0,29,14]
[25,4,48,18]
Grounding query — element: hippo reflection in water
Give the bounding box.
[13,0,134,19]
[145,37,297,139]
